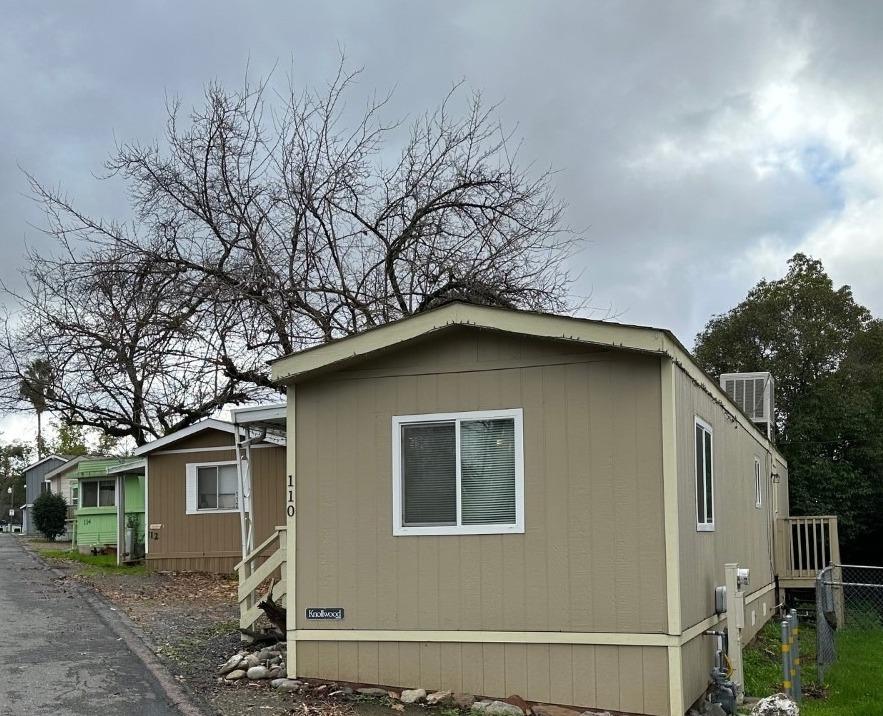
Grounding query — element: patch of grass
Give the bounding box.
[802,628,883,716]
[744,617,883,716]
[39,548,146,575]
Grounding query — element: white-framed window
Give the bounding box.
[40,481,51,495]
[70,485,79,506]
[185,461,239,514]
[694,417,714,531]
[392,408,524,536]
[81,479,116,508]
[754,456,763,509]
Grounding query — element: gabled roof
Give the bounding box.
[132,418,236,456]
[45,455,90,480]
[269,301,784,460]
[22,454,70,474]
[106,459,146,476]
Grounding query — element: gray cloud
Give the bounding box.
[2,0,882,354]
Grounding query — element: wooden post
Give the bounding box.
[285,387,298,679]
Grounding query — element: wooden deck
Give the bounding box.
[776,515,841,589]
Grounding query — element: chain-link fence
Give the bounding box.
[816,564,883,680]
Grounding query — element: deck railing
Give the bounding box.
[236,525,287,632]
[776,516,841,585]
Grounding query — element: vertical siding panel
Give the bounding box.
[338,386,359,623]
[594,645,620,711]
[318,393,339,623]
[461,643,484,696]
[318,643,340,681]
[439,643,463,693]
[338,642,359,683]
[543,365,570,630]
[566,362,592,630]
[522,366,548,630]
[483,644,505,698]
[500,368,526,630]
[358,642,379,685]
[618,647,644,714]
[503,643,527,699]
[642,647,669,716]
[480,535,504,630]
[418,538,440,628]
[571,645,597,707]
[589,363,616,630]
[459,536,482,629]
[399,642,421,688]
[636,364,665,632]
[549,644,574,706]
[525,644,551,703]
[419,642,441,691]
[375,379,398,629]
[460,643,488,696]
[395,377,420,630]
[613,363,640,632]
[437,537,461,628]
[378,642,400,686]
[298,641,319,678]
[357,380,379,629]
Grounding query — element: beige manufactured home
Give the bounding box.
[265,302,829,716]
[133,419,286,573]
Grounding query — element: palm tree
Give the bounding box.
[19,359,55,459]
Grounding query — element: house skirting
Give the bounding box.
[146,552,240,574]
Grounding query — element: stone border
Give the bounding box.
[19,539,207,716]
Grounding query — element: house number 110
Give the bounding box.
[287,474,295,517]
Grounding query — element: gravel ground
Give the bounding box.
[29,543,411,716]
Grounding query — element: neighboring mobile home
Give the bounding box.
[73,458,145,557]
[267,301,819,716]
[132,417,286,574]
[20,455,68,535]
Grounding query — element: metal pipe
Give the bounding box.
[781,620,792,698]
[790,609,801,703]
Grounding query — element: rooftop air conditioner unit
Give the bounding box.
[719,371,775,438]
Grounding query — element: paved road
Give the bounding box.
[0,534,179,715]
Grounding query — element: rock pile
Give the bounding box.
[217,642,613,716]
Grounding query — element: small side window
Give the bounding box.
[754,457,763,509]
[695,417,714,531]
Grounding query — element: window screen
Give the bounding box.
[82,481,98,507]
[99,480,115,507]
[695,420,714,529]
[461,419,516,525]
[197,465,238,510]
[402,423,457,526]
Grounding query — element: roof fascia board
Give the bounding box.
[22,454,67,473]
[132,419,236,456]
[44,457,85,480]
[271,303,668,383]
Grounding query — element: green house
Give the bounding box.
[72,457,146,562]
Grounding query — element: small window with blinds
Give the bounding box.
[392,409,524,536]
[695,417,714,531]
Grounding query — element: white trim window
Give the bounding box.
[392,408,524,536]
[754,457,763,509]
[80,479,116,508]
[185,461,239,514]
[694,417,714,531]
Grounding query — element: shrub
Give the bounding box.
[33,491,68,541]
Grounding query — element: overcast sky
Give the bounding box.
[2,1,883,441]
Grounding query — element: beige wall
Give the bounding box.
[674,368,786,707]
[293,328,668,711]
[146,429,285,573]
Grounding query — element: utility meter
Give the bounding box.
[714,585,727,614]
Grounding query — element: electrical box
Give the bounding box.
[715,585,727,614]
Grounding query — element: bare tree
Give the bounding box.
[1,63,577,440]
[18,63,576,393]
[0,244,253,445]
